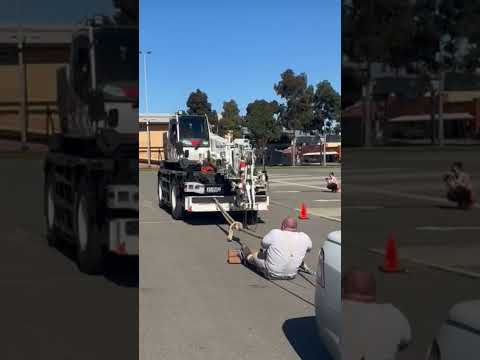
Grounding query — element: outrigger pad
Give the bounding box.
[227,249,242,264]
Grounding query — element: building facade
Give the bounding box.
[0,25,76,143]
[139,113,173,164]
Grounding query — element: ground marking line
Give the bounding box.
[368,248,480,279]
[140,220,175,224]
[350,185,480,209]
[269,179,329,191]
[343,206,384,210]
[417,226,480,231]
[314,199,341,202]
[270,200,341,223]
[272,190,300,193]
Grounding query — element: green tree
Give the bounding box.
[413,0,480,143]
[245,100,282,165]
[186,89,219,130]
[343,0,416,145]
[219,100,243,138]
[274,69,315,131]
[314,80,341,134]
[113,0,138,24]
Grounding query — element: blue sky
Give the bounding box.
[140,0,340,115]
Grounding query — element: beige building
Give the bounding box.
[0,25,76,144]
[139,113,174,164]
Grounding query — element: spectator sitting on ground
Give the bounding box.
[325,172,339,192]
[443,161,474,209]
[341,269,412,360]
[242,217,312,280]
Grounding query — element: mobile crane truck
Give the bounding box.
[44,18,139,274]
[157,114,269,221]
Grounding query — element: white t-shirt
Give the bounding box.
[341,300,411,360]
[261,229,312,278]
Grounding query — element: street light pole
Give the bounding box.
[140,50,151,113]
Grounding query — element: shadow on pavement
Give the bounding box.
[181,211,266,226]
[283,316,332,360]
[52,243,138,288]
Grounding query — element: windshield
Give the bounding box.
[178,116,210,143]
[95,28,138,84]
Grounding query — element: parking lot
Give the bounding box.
[343,147,480,359]
[140,166,341,360]
[0,157,138,360]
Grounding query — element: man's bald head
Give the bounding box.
[281,217,298,232]
[342,269,376,302]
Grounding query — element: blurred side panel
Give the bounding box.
[342,0,480,359]
[0,1,139,359]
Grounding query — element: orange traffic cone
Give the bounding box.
[379,234,405,273]
[299,203,309,220]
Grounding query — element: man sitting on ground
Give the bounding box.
[342,269,412,360]
[242,217,312,279]
[443,161,474,209]
[325,172,339,192]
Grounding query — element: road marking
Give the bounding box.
[270,179,328,191]
[350,185,480,209]
[368,248,480,279]
[141,201,155,209]
[270,200,341,223]
[272,190,300,193]
[314,199,341,202]
[140,220,175,224]
[417,226,480,231]
[343,206,384,210]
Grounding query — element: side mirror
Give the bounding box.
[107,109,119,127]
[88,90,105,121]
[184,149,189,159]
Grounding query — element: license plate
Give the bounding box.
[206,187,221,193]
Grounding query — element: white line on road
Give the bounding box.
[350,185,480,209]
[270,200,341,223]
[314,199,341,202]
[343,206,384,210]
[270,179,328,191]
[140,220,175,224]
[368,248,480,279]
[272,190,300,193]
[417,226,480,231]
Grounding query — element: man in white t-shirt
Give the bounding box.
[242,217,312,279]
[341,269,411,360]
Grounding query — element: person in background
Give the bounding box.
[325,172,339,192]
[242,217,312,280]
[341,269,411,360]
[443,161,474,209]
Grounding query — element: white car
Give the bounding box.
[426,300,480,360]
[315,230,341,360]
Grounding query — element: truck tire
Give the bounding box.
[170,181,185,220]
[74,180,104,275]
[157,176,165,208]
[45,171,59,247]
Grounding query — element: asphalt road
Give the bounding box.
[342,147,480,359]
[140,166,341,360]
[0,157,138,359]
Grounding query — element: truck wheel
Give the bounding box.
[45,171,59,247]
[74,180,104,275]
[170,182,184,220]
[157,177,165,208]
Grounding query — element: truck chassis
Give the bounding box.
[44,140,138,274]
